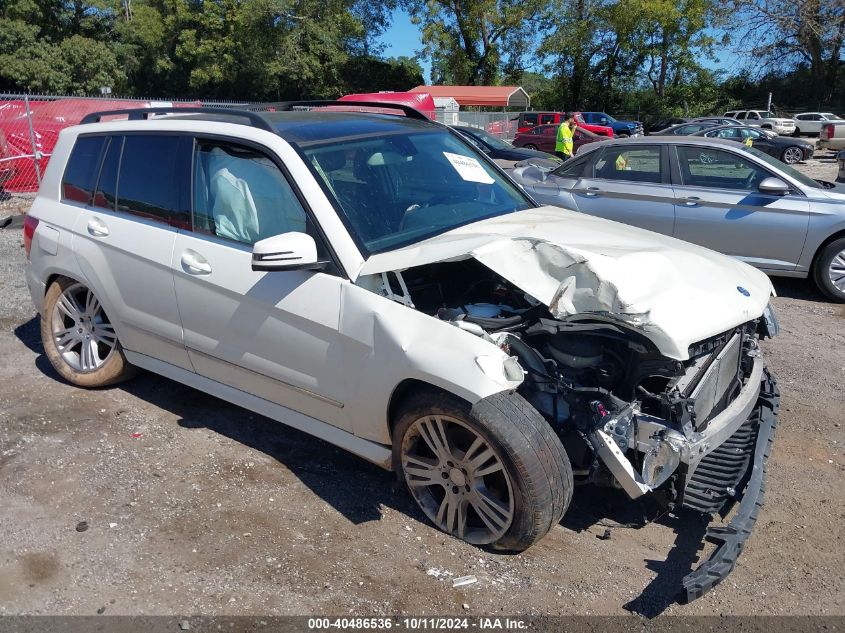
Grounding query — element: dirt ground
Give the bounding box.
[0,156,843,618]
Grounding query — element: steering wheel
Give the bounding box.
[743,169,758,189]
[398,192,470,231]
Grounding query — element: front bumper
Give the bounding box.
[681,367,779,601]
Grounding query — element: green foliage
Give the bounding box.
[0,0,841,114]
[406,0,546,85]
[0,0,414,98]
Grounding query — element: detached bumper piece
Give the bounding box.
[680,368,780,602]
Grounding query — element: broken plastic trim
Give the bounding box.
[680,368,780,602]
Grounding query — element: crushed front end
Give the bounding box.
[363,257,780,601]
[506,310,780,601]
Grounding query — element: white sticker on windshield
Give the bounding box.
[443,152,495,184]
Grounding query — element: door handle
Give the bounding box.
[680,196,701,206]
[584,187,600,197]
[87,217,109,237]
[181,249,212,275]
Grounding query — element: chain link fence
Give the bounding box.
[0,93,252,210]
[432,110,520,139]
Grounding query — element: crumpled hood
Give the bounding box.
[356,206,774,360]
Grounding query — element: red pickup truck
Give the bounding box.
[516,112,613,137]
[486,111,615,139]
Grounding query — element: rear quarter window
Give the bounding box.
[61,136,106,204]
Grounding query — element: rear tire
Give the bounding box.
[524,143,538,150]
[813,237,845,302]
[393,390,572,552]
[40,277,137,387]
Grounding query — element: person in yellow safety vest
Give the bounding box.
[555,112,577,160]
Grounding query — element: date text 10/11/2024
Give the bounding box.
[307,618,528,630]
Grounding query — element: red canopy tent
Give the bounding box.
[338,92,436,119]
[408,85,530,109]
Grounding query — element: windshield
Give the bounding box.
[740,145,820,188]
[299,129,533,254]
[462,127,514,151]
[824,113,844,120]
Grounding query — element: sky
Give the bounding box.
[375,9,432,82]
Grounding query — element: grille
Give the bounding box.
[682,412,758,514]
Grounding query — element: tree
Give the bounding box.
[406,0,547,85]
[727,0,845,101]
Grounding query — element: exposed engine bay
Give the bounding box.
[361,257,773,512]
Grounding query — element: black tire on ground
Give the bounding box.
[813,237,845,302]
[793,128,802,137]
[524,143,538,150]
[392,389,573,552]
[40,277,137,387]
[617,133,629,138]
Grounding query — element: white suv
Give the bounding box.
[23,104,780,601]
[723,110,796,135]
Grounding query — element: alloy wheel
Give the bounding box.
[401,415,514,544]
[828,248,845,292]
[783,147,803,164]
[50,283,117,372]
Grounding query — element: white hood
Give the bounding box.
[356,206,774,360]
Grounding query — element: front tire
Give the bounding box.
[523,143,538,150]
[813,237,845,302]
[41,277,137,387]
[782,146,804,164]
[393,390,572,552]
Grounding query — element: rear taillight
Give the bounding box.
[23,214,38,259]
[824,124,834,139]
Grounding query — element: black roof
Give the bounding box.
[79,101,438,147]
[264,110,437,146]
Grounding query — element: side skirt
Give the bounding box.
[123,350,393,470]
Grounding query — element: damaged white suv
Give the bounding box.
[24,103,780,601]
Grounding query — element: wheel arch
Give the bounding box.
[387,378,471,436]
[41,270,128,344]
[811,228,845,272]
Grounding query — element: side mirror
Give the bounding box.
[758,177,790,196]
[251,232,326,272]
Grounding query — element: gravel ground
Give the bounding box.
[0,161,843,617]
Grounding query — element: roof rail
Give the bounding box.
[79,107,276,132]
[252,100,430,121]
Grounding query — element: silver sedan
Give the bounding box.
[509,137,845,301]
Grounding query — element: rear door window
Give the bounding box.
[116,135,184,224]
[521,113,538,127]
[593,146,663,183]
[61,136,106,204]
[92,136,122,210]
[539,114,557,125]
